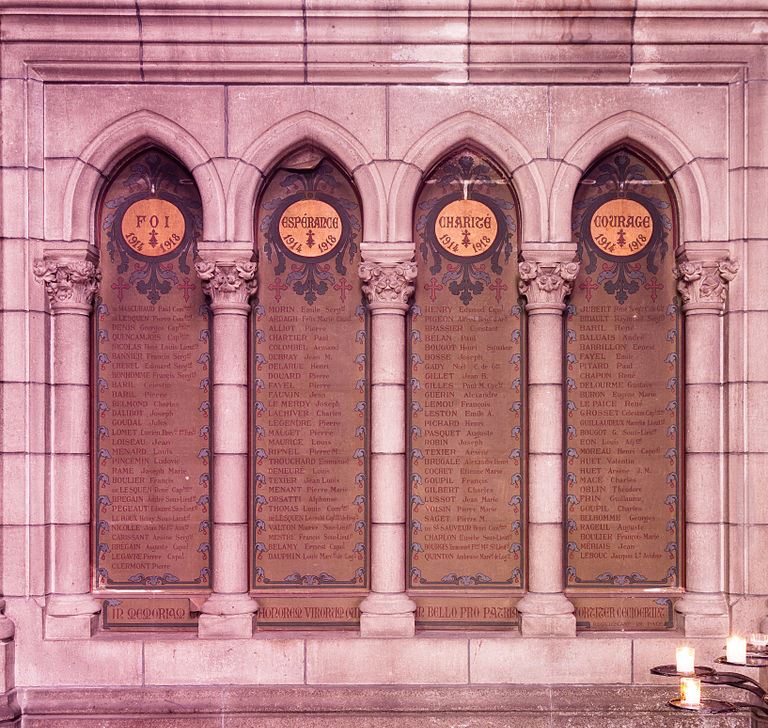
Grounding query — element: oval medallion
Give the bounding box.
[434,199,498,258]
[121,198,186,258]
[589,198,654,258]
[278,199,343,259]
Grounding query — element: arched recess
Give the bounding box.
[93,147,212,628]
[550,111,708,246]
[62,109,226,244]
[227,111,386,244]
[407,145,525,628]
[248,146,369,628]
[564,143,683,631]
[389,111,546,244]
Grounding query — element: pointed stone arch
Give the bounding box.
[227,111,386,244]
[550,111,708,246]
[61,109,225,244]
[388,111,546,244]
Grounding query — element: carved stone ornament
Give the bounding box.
[33,259,101,308]
[194,260,258,306]
[518,260,580,307]
[674,258,739,308]
[359,260,417,306]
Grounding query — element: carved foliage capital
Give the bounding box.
[33,259,101,309]
[359,260,417,307]
[518,260,580,307]
[194,260,257,307]
[674,258,739,309]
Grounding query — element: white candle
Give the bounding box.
[676,645,695,674]
[726,635,747,664]
[680,677,701,707]
[749,633,768,648]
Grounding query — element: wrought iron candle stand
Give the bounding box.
[651,644,768,719]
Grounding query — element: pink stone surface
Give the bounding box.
[306,638,468,684]
[0,0,765,712]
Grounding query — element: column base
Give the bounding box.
[44,613,98,640]
[200,592,259,616]
[517,593,576,636]
[359,593,416,637]
[675,592,729,637]
[198,613,254,639]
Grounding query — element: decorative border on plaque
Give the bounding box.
[415,153,516,305]
[260,160,361,306]
[409,149,525,596]
[93,148,211,591]
[101,152,201,305]
[564,147,682,591]
[573,151,672,305]
[252,155,368,590]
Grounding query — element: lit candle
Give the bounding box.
[679,677,701,708]
[676,645,695,674]
[726,635,747,664]
[749,633,768,649]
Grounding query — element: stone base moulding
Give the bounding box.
[12,685,752,727]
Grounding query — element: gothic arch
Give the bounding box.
[227,111,386,244]
[61,109,226,244]
[388,111,546,244]
[550,111,709,245]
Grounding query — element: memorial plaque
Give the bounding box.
[572,595,676,631]
[255,596,361,629]
[94,149,211,610]
[252,154,368,610]
[409,149,524,626]
[565,148,682,629]
[102,597,199,630]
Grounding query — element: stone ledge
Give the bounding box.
[15,685,752,727]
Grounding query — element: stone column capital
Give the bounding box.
[194,259,257,312]
[518,259,579,311]
[33,258,101,312]
[674,258,739,313]
[358,260,417,311]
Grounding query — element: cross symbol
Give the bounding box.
[644,276,664,302]
[268,276,289,303]
[177,277,196,303]
[579,276,599,302]
[111,277,130,302]
[489,277,508,303]
[333,276,353,303]
[424,277,443,303]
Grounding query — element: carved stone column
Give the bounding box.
[516,258,579,636]
[194,260,260,638]
[674,256,739,637]
[34,250,103,638]
[357,259,418,637]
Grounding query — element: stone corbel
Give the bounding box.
[674,258,739,312]
[33,255,101,311]
[194,259,257,310]
[518,260,580,309]
[358,260,417,309]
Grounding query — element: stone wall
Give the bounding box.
[0,1,766,724]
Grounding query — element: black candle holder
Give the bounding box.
[651,649,768,720]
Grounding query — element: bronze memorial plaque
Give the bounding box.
[252,155,367,627]
[94,149,211,628]
[409,150,523,627]
[566,148,682,629]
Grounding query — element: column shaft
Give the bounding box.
[195,260,259,638]
[674,257,738,637]
[515,260,578,636]
[358,260,417,637]
[34,255,102,638]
